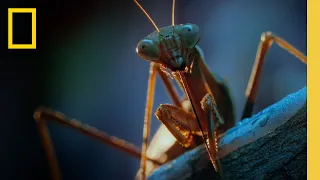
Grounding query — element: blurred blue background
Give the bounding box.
[2,0,306,179]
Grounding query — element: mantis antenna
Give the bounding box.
[134,0,160,32]
[172,0,175,26]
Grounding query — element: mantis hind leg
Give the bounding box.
[34,109,61,180]
[241,32,307,119]
[34,107,162,180]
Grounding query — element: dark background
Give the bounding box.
[1,0,306,179]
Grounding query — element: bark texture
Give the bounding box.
[148,87,307,180]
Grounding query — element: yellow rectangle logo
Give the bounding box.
[8,8,36,49]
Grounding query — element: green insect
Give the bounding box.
[33,0,307,179]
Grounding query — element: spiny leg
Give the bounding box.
[139,62,157,180]
[34,107,162,180]
[241,32,307,119]
[139,63,183,179]
[200,94,224,174]
[154,104,201,148]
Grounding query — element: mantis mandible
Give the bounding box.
[33,0,307,180]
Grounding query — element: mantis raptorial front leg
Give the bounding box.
[154,104,201,148]
[242,32,307,119]
[154,94,225,174]
[200,94,225,173]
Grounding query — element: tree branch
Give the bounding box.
[148,87,307,180]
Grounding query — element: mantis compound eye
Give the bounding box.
[136,39,160,61]
[176,23,200,49]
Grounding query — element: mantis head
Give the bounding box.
[133,0,200,71]
[136,24,200,71]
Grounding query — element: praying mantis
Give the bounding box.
[33,0,307,180]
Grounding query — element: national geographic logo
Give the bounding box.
[8,8,36,49]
